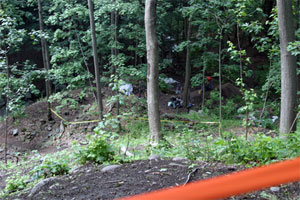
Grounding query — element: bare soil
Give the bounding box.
[5,158,300,200]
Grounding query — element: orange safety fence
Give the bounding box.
[118,157,300,200]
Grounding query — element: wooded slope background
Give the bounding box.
[1,0,300,137]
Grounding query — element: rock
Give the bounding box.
[88,125,97,132]
[71,186,78,190]
[227,165,237,171]
[40,119,47,125]
[148,154,160,160]
[47,126,52,131]
[221,83,241,98]
[49,183,60,190]
[29,177,58,197]
[169,162,186,167]
[270,186,280,192]
[30,132,37,138]
[70,166,86,174]
[101,165,121,172]
[12,129,19,136]
[172,157,187,162]
[25,131,37,140]
[59,121,65,133]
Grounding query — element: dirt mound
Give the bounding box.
[0,87,189,164]
[6,158,300,200]
[189,83,241,106]
[221,83,241,99]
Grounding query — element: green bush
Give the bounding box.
[74,135,115,164]
[222,99,239,119]
[4,175,28,194]
[210,132,300,166]
[30,158,70,180]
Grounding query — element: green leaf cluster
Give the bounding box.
[74,134,115,165]
[30,158,70,180]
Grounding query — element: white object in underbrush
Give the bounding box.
[271,116,278,123]
[120,146,133,157]
[119,83,133,96]
[270,186,280,192]
[162,77,178,84]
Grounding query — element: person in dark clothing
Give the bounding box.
[199,76,214,95]
[205,76,214,91]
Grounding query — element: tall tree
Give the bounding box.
[88,0,104,120]
[145,0,161,144]
[277,0,298,134]
[182,20,192,110]
[110,1,121,132]
[4,53,9,164]
[37,0,52,121]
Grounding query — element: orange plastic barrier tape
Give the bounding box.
[119,157,300,200]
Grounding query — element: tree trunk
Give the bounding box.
[182,20,192,110]
[88,0,104,120]
[4,52,9,165]
[145,0,161,144]
[218,28,223,137]
[236,23,243,80]
[37,0,52,121]
[296,0,300,109]
[201,67,205,109]
[277,0,298,134]
[111,3,121,132]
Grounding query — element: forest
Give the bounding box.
[1,0,300,199]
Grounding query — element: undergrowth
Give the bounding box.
[0,150,76,197]
[112,112,300,167]
[2,111,299,198]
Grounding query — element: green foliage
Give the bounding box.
[222,99,239,119]
[210,132,300,166]
[0,9,41,118]
[190,73,204,88]
[48,91,79,112]
[112,110,300,167]
[158,79,173,93]
[227,41,250,65]
[4,174,29,194]
[30,158,70,180]
[288,41,300,56]
[248,8,281,95]
[201,90,240,119]
[236,78,258,128]
[0,149,77,198]
[73,134,115,164]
